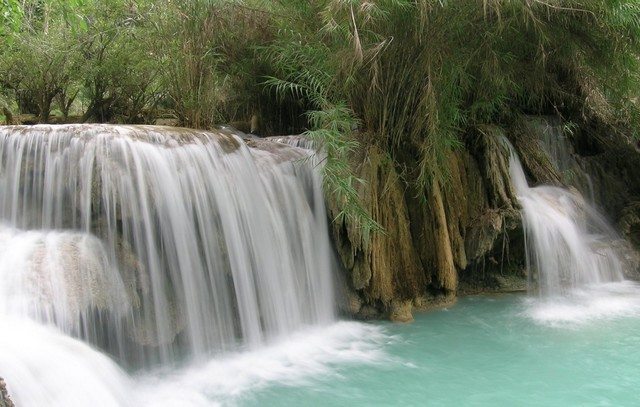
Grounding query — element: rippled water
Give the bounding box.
[242,288,640,406]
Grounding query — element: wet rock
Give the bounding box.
[154,118,179,127]
[618,201,640,249]
[571,120,640,230]
[0,378,14,407]
[266,135,315,150]
[329,145,425,313]
[413,293,457,312]
[329,115,640,323]
[510,117,565,187]
[611,239,640,280]
[389,299,414,323]
[244,137,308,163]
[357,305,380,320]
[465,209,518,261]
[345,290,362,315]
[329,128,528,321]
[214,131,242,153]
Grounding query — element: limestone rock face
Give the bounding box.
[579,138,640,257]
[330,129,525,321]
[389,299,414,323]
[329,145,425,320]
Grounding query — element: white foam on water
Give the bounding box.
[509,154,626,297]
[0,317,133,407]
[133,322,390,406]
[0,125,336,366]
[0,125,386,406]
[0,224,131,337]
[523,281,640,326]
[504,136,640,325]
[0,318,389,407]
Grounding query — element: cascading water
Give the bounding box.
[266,135,315,150]
[527,117,596,203]
[0,124,384,406]
[504,137,640,323]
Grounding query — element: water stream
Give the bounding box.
[0,125,352,405]
[503,136,640,328]
[507,140,626,296]
[0,125,638,405]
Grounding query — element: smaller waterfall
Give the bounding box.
[527,117,596,203]
[509,153,625,295]
[504,138,640,323]
[266,135,315,150]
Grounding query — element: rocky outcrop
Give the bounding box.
[574,122,640,235]
[331,115,640,321]
[0,378,14,407]
[329,145,428,320]
[331,128,527,320]
[510,118,564,187]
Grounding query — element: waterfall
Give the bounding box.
[504,137,640,323]
[0,124,336,370]
[527,117,596,203]
[508,147,625,295]
[266,135,315,150]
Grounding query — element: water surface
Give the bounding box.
[241,288,640,406]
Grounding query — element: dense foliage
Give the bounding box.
[2,0,640,228]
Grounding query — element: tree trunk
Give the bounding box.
[38,90,57,124]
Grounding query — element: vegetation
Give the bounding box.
[2,0,640,228]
